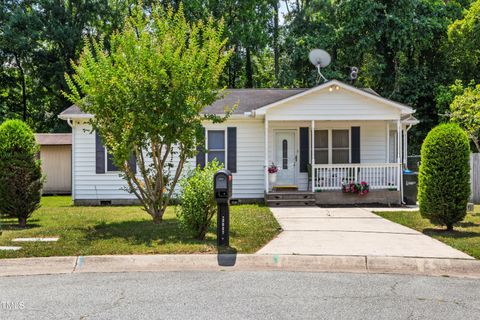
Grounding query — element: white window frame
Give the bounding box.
[314,128,351,164]
[206,129,227,167]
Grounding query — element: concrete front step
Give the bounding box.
[266,192,315,201]
[267,199,316,207]
[266,192,316,207]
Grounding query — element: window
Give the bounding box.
[106,150,119,172]
[207,130,225,165]
[314,129,350,164]
[389,130,398,163]
[282,139,288,169]
[332,130,349,164]
[314,130,328,164]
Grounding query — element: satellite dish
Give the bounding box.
[309,49,331,68]
[308,49,331,83]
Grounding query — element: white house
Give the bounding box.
[59,80,418,206]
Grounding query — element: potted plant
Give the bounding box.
[341,181,369,196]
[268,162,279,185]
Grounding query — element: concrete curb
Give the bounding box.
[0,254,479,278]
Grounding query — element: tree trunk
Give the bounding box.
[446,224,453,231]
[245,47,253,88]
[18,217,27,228]
[153,214,163,224]
[273,1,279,84]
[14,54,27,121]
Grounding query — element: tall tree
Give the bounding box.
[65,5,232,223]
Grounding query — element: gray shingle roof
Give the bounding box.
[58,85,411,117]
[204,89,307,114]
[59,89,308,117]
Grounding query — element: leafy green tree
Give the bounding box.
[450,81,480,152]
[65,4,232,223]
[177,160,222,240]
[0,119,43,227]
[448,0,480,83]
[418,123,470,231]
[0,0,127,132]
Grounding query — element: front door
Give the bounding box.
[275,131,296,185]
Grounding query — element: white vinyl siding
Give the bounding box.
[72,119,265,200]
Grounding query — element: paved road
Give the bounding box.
[258,207,472,259]
[1,271,480,319]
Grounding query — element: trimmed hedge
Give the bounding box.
[418,123,470,230]
[0,120,43,227]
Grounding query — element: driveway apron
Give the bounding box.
[257,207,473,259]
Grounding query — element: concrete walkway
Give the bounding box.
[257,207,473,259]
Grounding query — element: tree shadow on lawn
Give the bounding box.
[86,219,217,247]
[0,218,41,230]
[422,228,480,239]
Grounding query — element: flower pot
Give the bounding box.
[269,173,277,185]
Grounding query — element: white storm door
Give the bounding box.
[275,131,296,185]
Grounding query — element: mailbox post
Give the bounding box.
[214,169,232,247]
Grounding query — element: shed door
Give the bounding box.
[40,145,72,194]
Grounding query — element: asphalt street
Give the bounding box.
[1,271,479,319]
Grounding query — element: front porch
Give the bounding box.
[264,120,408,193]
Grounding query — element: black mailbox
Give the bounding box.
[214,169,232,204]
[214,169,232,246]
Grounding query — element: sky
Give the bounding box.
[279,1,288,25]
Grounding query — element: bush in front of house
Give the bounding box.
[0,119,43,227]
[418,123,470,231]
[176,160,222,240]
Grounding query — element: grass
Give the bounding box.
[0,196,280,259]
[376,206,480,259]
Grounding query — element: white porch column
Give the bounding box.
[397,120,402,192]
[386,122,390,163]
[403,127,408,167]
[311,120,315,191]
[264,118,269,193]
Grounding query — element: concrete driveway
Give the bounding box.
[257,207,473,259]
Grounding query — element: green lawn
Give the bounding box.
[376,206,480,259]
[0,196,280,259]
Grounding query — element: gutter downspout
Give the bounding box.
[400,123,414,205]
[65,118,75,203]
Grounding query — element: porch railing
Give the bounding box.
[313,163,401,191]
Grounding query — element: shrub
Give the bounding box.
[418,123,470,230]
[0,120,43,227]
[176,160,222,240]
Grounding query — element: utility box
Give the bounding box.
[403,170,418,205]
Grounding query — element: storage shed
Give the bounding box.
[35,133,72,194]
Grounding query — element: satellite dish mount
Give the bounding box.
[309,49,331,83]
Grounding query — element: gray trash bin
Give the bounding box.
[403,170,418,205]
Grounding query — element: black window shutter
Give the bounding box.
[196,126,206,169]
[95,131,106,174]
[299,127,309,172]
[227,127,237,173]
[351,126,361,163]
[128,153,137,174]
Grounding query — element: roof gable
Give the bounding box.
[254,80,414,116]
